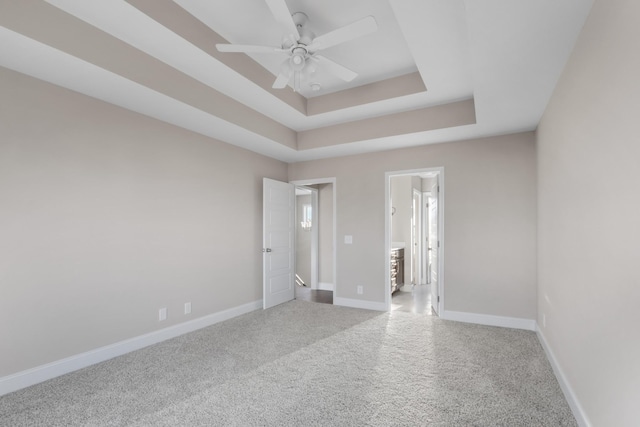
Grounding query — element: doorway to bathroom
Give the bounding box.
[386,168,443,315]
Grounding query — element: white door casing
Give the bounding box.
[263,178,295,309]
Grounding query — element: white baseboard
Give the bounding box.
[536,326,591,427]
[317,282,334,291]
[441,310,537,331]
[334,297,386,311]
[0,299,262,397]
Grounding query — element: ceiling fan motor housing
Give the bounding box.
[283,12,315,48]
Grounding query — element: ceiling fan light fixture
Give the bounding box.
[219,0,378,92]
[289,47,307,71]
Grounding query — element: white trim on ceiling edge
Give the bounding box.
[536,327,591,427]
[440,310,537,331]
[0,299,262,397]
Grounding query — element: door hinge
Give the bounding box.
[437,241,440,248]
[437,296,440,303]
[437,185,440,192]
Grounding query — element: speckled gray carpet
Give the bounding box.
[0,300,576,426]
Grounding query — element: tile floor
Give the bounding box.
[295,282,434,317]
[391,283,434,315]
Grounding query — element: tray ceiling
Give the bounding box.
[0,0,593,162]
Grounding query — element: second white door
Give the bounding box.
[263,178,295,309]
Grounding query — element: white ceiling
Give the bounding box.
[0,0,594,163]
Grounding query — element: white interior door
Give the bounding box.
[428,191,439,314]
[263,178,295,309]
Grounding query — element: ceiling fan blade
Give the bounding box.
[273,59,293,89]
[272,70,291,89]
[315,55,358,82]
[265,0,300,41]
[216,44,285,54]
[308,16,378,52]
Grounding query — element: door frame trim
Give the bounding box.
[290,177,337,301]
[385,167,444,313]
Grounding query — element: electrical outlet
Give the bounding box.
[357,285,363,295]
[158,307,167,321]
[344,235,353,244]
[184,302,192,315]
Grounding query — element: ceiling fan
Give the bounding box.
[216,0,378,93]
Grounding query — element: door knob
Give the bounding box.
[263,248,272,252]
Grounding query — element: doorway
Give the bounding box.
[386,168,443,315]
[291,178,336,305]
[294,186,317,290]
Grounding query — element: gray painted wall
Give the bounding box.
[289,132,537,319]
[391,175,412,248]
[0,68,288,377]
[537,0,640,424]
